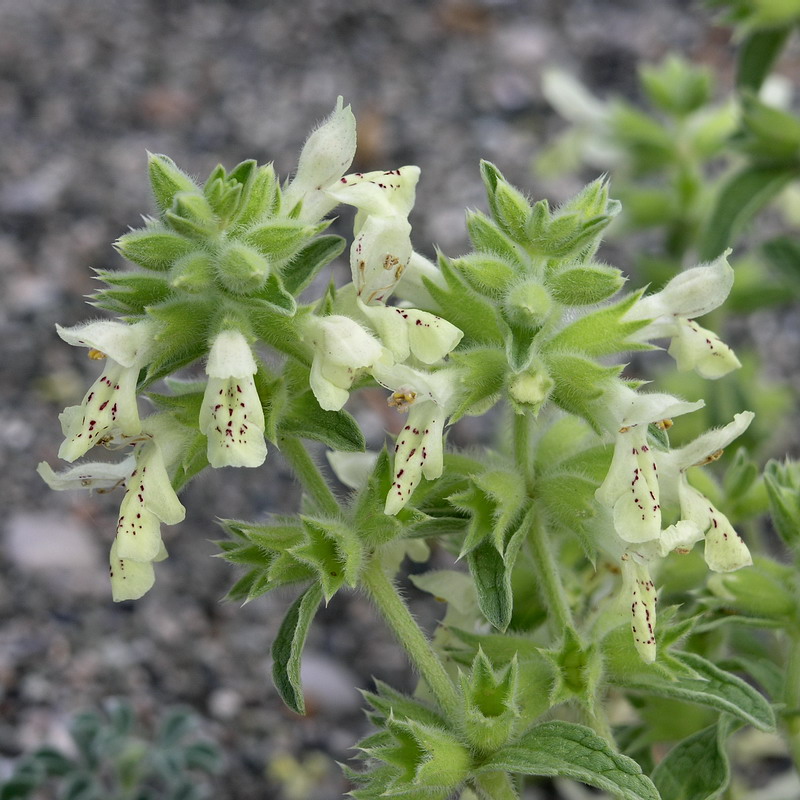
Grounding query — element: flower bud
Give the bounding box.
[215,243,271,294]
[503,282,552,329]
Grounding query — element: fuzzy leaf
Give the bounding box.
[279,391,365,452]
[478,720,660,800]
[115,229,197,271]
[652,716,739,800]
[271,582,323,714]
[700,165,796,260]
[282,234,345,296]
[468,537,513,631]
[608,651,775,732]
[548,264,625,305]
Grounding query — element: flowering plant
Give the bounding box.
[38,93,800,800]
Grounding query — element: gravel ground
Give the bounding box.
[0,2,784,798]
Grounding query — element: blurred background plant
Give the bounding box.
[0,701,222,800]
[537,0,800,454]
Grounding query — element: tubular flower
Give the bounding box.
[358,301,463,365]
[620,553,658,663]
[38,432,185,602]
[200,330,267,468]
[56,320,156,462]
[372,363,458,515]
[325,166,420,305]
[595,388,704,544]
[282,97,357,223]
[304,314,388,411]
[658,411,755,572]
[625,252,741,379]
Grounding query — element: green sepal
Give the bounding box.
[244,219,320,261]
[651,716,740,800]
[547,263,625,305]
[147,152,199,212]
[545,353,621,431]
[204,173,243,222]
[763,458,800,552]
[114,228,197,271]
[480,161,531,243]
[140,297,215,388]
[271,582,323,714]
[231,163,280,229]
[145,385,203,428]
[722,447,759,499]
[459,649,520,752]
[369,717,471,792]
[248,303,309,363]
[282,234,346,296]
[639,55,712,117]
[165,191,218,238]
[535,471,598,538]
[352,449,403,546]
[278,391,365,452]
[446,628,556,727]
[545,291,649,358]
[91,270,172,315]
[465,210,528,270]
[242,273,296,316]
[543,628,602,710]
[452,254,517,298]
[605,647,776,732]
[449,347,507,422]
[422,253,504,346]
[362,680,447,729]
[476,720,660,800]
[290,517,364,602]
[451,469,527,557]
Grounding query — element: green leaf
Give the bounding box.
[700,165,796,260]
[465,210,528,269]
[92,270,172,314]
[449,347,507,422]
[182,741,223,774]
[271,582,323,714]
[468,538,513,631]
[279,390,365,452]
[158,707,196,747]
[282,234,346,296]
[652,717,740,800]
[148,153,199,212]
[609,651,775,731]
[362,680,447,729]
[545,353,621,431]
[291,517,363,601]
[477,720,660,800]
[352,449,403,546]
[737,27,791,91]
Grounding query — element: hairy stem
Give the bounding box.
[527,511,575,636]
[473,771,519,799]
[279,435,339,517]
[513,412,533,488]
[362,556,460,718]
[784,631,800,771]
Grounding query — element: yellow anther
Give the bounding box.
[656,418,673,430]
[88,348,107,360]
[387,390,417,412]
[695,448,724,467]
